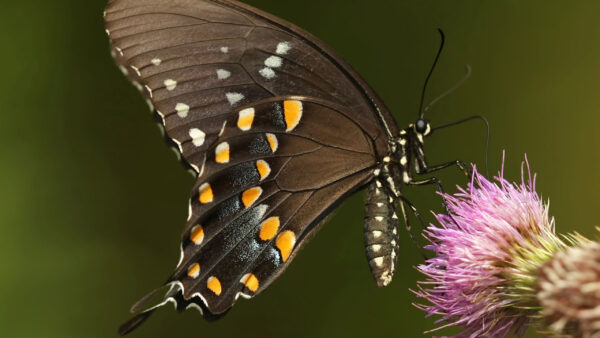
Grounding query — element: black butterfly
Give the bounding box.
[105,0,474,334]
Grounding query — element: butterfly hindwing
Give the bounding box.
[171,98,376,314]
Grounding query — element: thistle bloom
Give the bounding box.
[537,238,600,337]
[414,160,570,337]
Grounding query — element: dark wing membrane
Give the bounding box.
[105,0,391,331]
[170,98,376,315]
[104,0,395,173]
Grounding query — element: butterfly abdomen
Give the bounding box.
[363,180,399,287]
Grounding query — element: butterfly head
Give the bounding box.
[414,118,432,137]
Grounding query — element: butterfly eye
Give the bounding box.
[415,119,431,135]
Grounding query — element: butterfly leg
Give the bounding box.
[408,177,445,195]
[406,177,456,219]
[398,196,429,259]
[417,159,472,178]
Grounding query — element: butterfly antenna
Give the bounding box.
[423,64,472,115]
[419,28,446,119]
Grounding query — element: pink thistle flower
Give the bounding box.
[414,158,567,337]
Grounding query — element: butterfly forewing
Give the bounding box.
[105,0,396,165]
[105,0,398,325]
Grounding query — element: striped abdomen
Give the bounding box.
[363,180,399,287]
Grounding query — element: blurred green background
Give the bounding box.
[1,1,599,337]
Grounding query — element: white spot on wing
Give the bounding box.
[219,121,227,136]
[238,292,252,300]
[198,154,206,177]
[186,303,203,314]
[276,41,291,55]
[151,58,162,66]
[189,128,206,147]
[156,109,165,121]
[173,140,183,154]
[220,46,229,53]
[373,257,384,267]
[118,65,128,75]
[175,103,190,118]
[131,65,141,76]
[133,82,143,92]
[259,67,276,79]
[164,79,177,91]
[264,56,282,68]
[145,85,153,98]
[216,69,231,80]
[226,92,244,106]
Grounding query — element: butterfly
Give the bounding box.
[104,0,473,334]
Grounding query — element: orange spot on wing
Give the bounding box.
[240,273,259,292]
[256,160,271,180]
[187,263,201,278]
[190,225,204,245]
[259,217,280,241]
[242,187,262,208]
[283,100,303,132]
[215,142,230,163]
[276,230,296,262]
[237,108,255,131]
[199,183,214,204]
[265,133,278,152]
[207,276,222,295]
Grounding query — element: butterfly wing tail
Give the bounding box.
[118,310,155,336]
[118,283,180,335]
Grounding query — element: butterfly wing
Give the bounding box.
[105,0,398,163]
[171,97,376,314]
[105,0,396,326]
